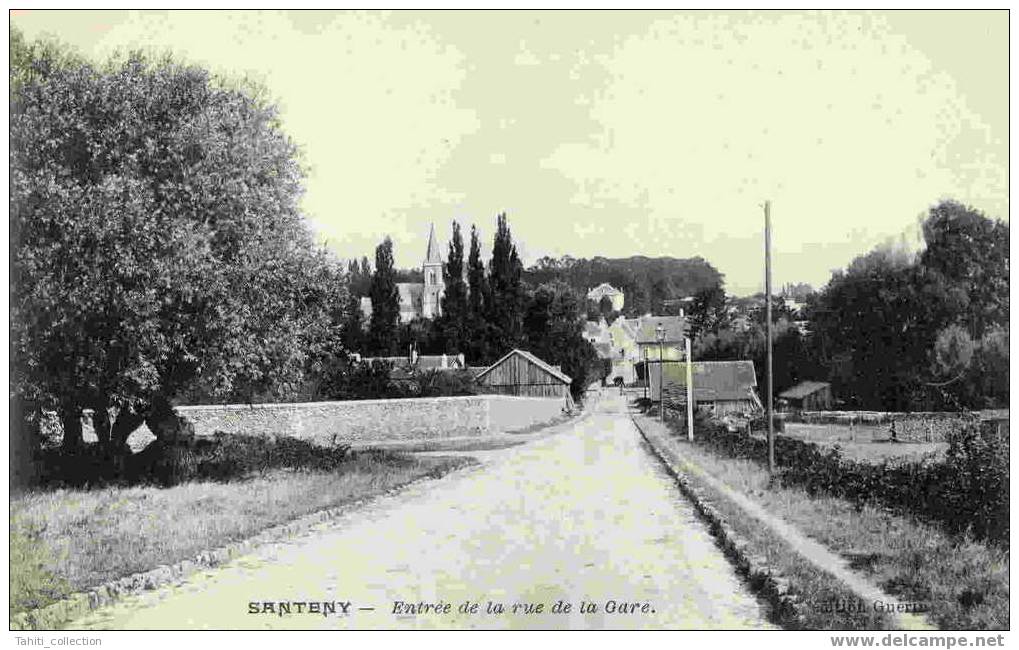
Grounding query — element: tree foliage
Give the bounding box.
[486,213,525,354]
[807,201,1009,410]
[438,221,468,354]
[11,36,342,452]
[523,281,600,399]
[368,237,400,355]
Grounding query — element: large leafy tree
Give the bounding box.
[11,36,338,453]
[809,246,937,409]
[367,237,400,355]
[920,200,1009,338]
[806,201,1009,410]
[522,281,599,399]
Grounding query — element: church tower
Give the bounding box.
[422,223,444,318]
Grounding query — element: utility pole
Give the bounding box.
[764,200,775,475]
[686,335,694,441]
[643,348,648,401]
[656,324,665,423]
[680,308,694,442]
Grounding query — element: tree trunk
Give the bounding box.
[111,410,145,449]
[145,394,193,443]
[92,405,112,448]
[10,396,41,490]
[59,404,83,451]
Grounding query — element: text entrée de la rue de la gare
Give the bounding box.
[247,599,656,617]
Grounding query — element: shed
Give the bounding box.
[649,359,762,416]
[475,349,574,409]
[778,381,832,412]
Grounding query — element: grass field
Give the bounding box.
[647,416,1007,630]
[10,452,475,617]
[780,423,947,462]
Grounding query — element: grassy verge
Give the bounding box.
[10,452,475,617]
[635,415,893,630]
[639,414,1007,630]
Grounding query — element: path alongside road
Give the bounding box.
[67,390,773,630]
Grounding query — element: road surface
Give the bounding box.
[67,390,774,630]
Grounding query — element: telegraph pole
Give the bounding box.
[680,308,694,442]
[764,200,775,475]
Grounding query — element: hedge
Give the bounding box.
[686,414,1008,545]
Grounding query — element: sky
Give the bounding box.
[11,9,1008,295]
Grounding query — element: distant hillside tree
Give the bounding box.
[368,237,400,355]
[523,254,723,318]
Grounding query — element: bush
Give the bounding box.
[130,433,367,486]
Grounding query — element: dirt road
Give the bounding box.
[67,391,773,630]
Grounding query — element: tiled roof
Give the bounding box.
[653,360,759,402]
[635,315,688,344]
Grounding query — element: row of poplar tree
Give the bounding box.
[339,214,602,395]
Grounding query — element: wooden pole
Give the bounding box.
[765,200,775,475]
[659,340,665,423]
[686,335,694,441]
[643,348,648,401]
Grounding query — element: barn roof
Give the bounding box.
[475,348,572,385]
[635,315,688,344]
[779,381,831,400]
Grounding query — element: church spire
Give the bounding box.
[425,222,443,264]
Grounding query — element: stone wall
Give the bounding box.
[175,394,567,447]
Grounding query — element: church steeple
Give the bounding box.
[422,223,444,318]
[425,222,443,264]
